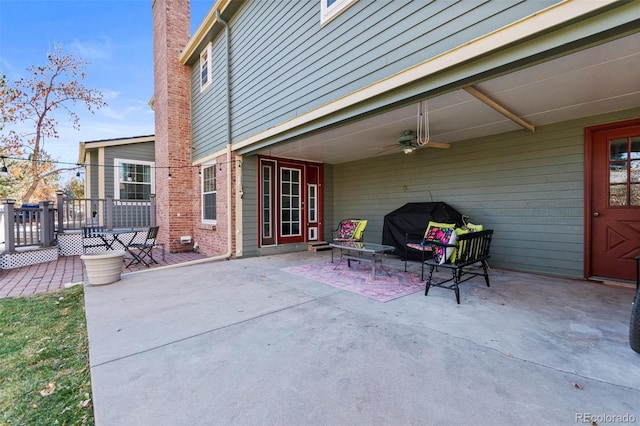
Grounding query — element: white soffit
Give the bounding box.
[260,31,640,164]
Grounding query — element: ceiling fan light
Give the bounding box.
[403,147,415,154]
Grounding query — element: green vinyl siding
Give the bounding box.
[241,155,258,257]
[85,142,154,198]
[190,0,557,159]
[88,150,99,199]
[191,36,228,159]
[330,107,640,279]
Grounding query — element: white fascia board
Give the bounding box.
[81,135,155,149]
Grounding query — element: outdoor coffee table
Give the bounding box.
[329,241,396,280]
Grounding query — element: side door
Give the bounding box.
[586,120,640,281]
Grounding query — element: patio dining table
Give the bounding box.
[93,228,145,251]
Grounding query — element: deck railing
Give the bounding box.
[1,191,156,252]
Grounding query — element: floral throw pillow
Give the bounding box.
[424,226,457,265]
[337,220,358,240]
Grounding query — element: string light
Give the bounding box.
[0,155,241,172]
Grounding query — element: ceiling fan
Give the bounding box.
[397,130,450,153]
[373,130,450,156]
[373,100,450,155]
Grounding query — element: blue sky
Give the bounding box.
[0,0,211,167]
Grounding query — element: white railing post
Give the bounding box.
[150,194,156,227]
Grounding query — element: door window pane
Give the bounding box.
[631,160,640,183]
[631,137,640,159]
[308,185,317,222]
[610,185,627,206]
[632,184,640,206]
[280,167,301,237]
[610,138,628,160]
[610,163,627,184]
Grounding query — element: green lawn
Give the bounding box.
[0,285,94,426]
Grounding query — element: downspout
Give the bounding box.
[132,7,233,272]
[217,7,234,261]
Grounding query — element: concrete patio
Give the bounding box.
[0,250,208,298]
[84,251,640,425]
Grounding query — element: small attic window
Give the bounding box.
[200,42,212,92]
[320,0,357,26]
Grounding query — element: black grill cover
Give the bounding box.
[381,202,464,260]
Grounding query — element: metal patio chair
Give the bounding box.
[82,226,107,253]
[126,226,161,268]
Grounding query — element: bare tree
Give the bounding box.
[0,45,106,203]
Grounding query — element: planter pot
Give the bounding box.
[81,250,125,285]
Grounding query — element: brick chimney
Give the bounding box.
[152,0,194,252]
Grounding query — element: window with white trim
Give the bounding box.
[115,159,154,200]
[202,164,217,223]
[320,0,358,25]
[200,42,212,92]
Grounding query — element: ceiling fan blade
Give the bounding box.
[422,141,450,149]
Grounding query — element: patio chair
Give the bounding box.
[125,226,162,268]
[82,226,107,253]
[423,229,493,304]
[404,221,484,280]
[332,219,368,242]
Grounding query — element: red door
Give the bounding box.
[258,157,323,247]
[587,120,640,281]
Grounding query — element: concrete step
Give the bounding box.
[308,241,332,252]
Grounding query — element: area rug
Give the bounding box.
[282,261,425,302]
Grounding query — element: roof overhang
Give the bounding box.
[78,135,155,164]
[179,0,245,66]
[232,0,640,163]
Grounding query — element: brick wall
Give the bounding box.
[192,151,236,258]
[153,0,238,257]
[152,0,195,252]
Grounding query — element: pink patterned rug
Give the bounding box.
[282,261,425,302]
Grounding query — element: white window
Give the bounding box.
[202,164,217,223]
[114,159,155,200]
[200,42,212,92]
[320,0,358,26]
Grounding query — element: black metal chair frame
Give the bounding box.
[422,230,494,304]
[82,226,108,253]
[126,226,161,268]
[404,231,436,280]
